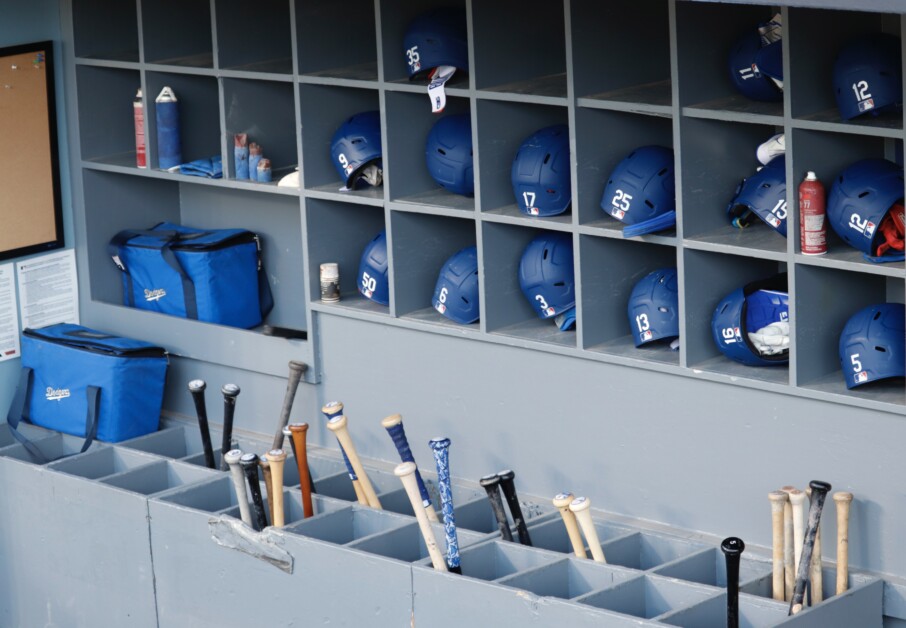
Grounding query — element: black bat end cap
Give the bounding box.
[222,383,241,397]
[188,379,206,392]
[479,474,499,487]
[721,537,745,555]
[809,480,832,494]
[497,470,515,482]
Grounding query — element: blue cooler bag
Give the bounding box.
[108,222,274,329]
[6,323,169,460]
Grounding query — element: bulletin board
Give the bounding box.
[0,41,64,261]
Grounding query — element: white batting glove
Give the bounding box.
[748,321,790,356]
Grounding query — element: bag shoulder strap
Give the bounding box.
[6,367,100,464]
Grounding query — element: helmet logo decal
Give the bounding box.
[361,272,377,298]
[852,80,874,113]
[435,286,448,314]
[849,213,876,238]
[850,353,868,383]
[406,46,421,72]
[535,294,555,317]
[337,153,354,176]
[610,189,633,219]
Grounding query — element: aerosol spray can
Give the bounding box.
[799,171,827,256]
[234,133,249,179]
[155,86,182,171]
[133,88,147,168]
[249,142,262,182]
[320,263,340,302]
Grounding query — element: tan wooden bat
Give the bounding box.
[326,414,382,509]
[834,492,853,595]
[395,462,446,571]
[266,449,287,528]
[569,496,606,563]
[552,492,586,558]
[769,491,788,601]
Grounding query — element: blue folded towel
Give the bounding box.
[178,155,223,179]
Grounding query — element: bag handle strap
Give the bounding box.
[6,367,100,464]
[254,234,274,320]
[108,229,199,320]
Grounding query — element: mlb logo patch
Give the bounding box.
[544,306,555,317]
[855,371,868,383]
[435,302,446,314]
[412,61,421,72]
[858,98,875,113]
[864,221,876,236]
[364,288,373,298]
[344,165,354,175]
[641,330,653,341]
[766,215,781,228]
[529,207,540,216]
[611,208,625,220]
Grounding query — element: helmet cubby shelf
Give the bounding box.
[60,0,906,624]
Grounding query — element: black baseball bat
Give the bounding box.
[789,481,832,615]
[272,360,307,451]
[479,473,513,542]
[240,452,269,530]
[187,379,215,469]
[721,536,745,628]
[219,383,240,471]
[498,470,532,546]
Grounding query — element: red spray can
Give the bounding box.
[799,171,826,255]
[133,88,147,168]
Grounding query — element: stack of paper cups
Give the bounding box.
[320,263,340,302]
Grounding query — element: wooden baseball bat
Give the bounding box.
[266,449,287,528]
[289,423,314,518]
[272,361,307,451]
[553,492,586,558]
[322,402,368,506]
[259,455,275,524]
[326,414,382,509]
[781,485,796,601]
[498,470,532,546]
[768,491,788,601]
[806,486,823,604]
[395,461,447,571]
[479,474,513,542]
[789,489,806,580]
[224,449,253,527]
[569,497,606,563]
[790,481,831,615]
[382,413,439,522]
[240,453,268,530]
[187,379,216,469]
[721,537,745,628]
[219,383,240,471]
[834,492,853,595]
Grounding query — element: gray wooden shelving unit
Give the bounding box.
[43,0,906,625]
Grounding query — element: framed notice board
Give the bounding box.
[0,40,64,261]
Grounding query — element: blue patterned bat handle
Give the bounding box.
[384,418,432,508]
[429,437,461,572]
[322,402,357,481]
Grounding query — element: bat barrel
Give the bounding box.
[834,492,853,595]
[395,462,447,572]
[553,492,586,558]
[721,536,745,628]
[224,448,252,527]
[290,423,315,518]
[768,491,788,601]
[272,360,307,451]
[266,449,287,527]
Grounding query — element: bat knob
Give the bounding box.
[224,449,243,465]
[834,492,853,504]
[429,437,451,450]
[266,449,287,463]
[552,493,574,509]
[289,422,309,434]
[497,469,515,483]
[239,452,259,469]
[188,379,206,393]
[809,480,832,495]
[288,360,307,375]
[381,413,403,428]
[394,461,417,477]
[222,383,241,398]
[282,426,292,437]
[721,536,745,556]
[322,401,343,417]
[479,473,500,488]
[326,415,347,431]
[568,496,591,513]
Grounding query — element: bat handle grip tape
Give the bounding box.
[430,439,460,571]
[385,423,432,508]
[481,484,513,543]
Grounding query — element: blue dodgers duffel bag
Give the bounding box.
[108,222,274,329]
[6,323,169,460]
